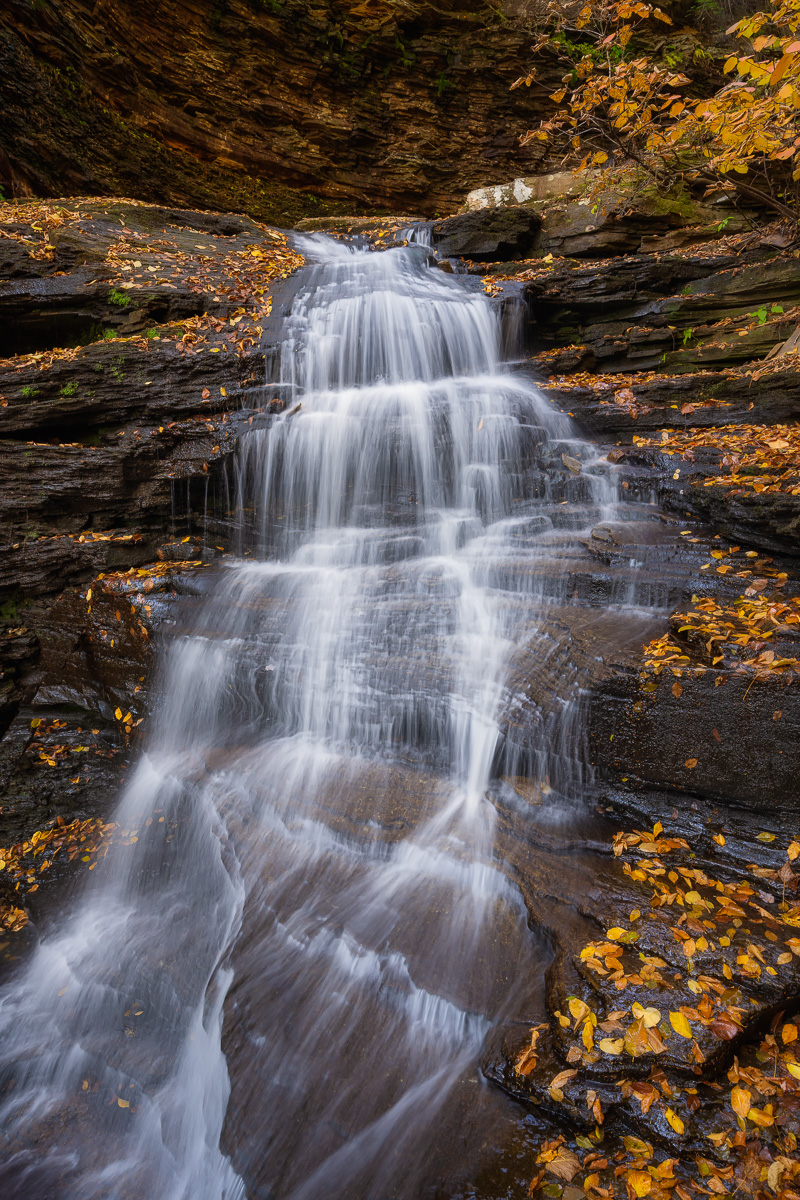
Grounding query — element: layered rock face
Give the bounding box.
[0,0,548,221]
[0,198,299,878]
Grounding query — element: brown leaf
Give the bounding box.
[710,1014,740,1040]
[515,1045,539,1076]
[546,1149,581,1182]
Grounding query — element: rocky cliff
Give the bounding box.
[0,0,550,222]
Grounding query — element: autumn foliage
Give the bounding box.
[516,0,800,223]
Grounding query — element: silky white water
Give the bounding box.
[0,238,622,1199]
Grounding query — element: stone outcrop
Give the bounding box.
[0,198,299,868]
[431,206,542,260]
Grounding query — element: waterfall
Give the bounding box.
[0,238,621,1199]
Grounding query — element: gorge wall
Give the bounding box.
[0,0,552,224]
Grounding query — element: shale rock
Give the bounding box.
[0,0,554,220]
[431,208,543,261]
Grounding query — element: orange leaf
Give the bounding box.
[731,1085,751,1119]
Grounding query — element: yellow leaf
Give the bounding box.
[669,1011,693,1038]
[786,1062,800,1080]
[593,151,609,164]
[623,1018,651,1059]
[114,708,123,721]
[788,841,799,861]
[568,996,591,1025]
[599,1037,624,1054]
[623,1136,653,1159]
[782,1023,798,1044]
[606,927,626,940]
[117,1097,130,1109]
[757,831,776,842]
[731,1085,751,1119]
[628,1171,652,1197]
[582,1020,594,1050]
[665,1107,684,1135]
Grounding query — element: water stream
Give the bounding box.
[0,238,655,1199]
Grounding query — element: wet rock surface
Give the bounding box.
[440,199,800,1190]
[0,199,302,915]
[431,208,543,261]
[2,195,800,1196]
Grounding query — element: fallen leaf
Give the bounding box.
[665,1107,684,1135]
[731,1085,751,1119]
[628,1171,652,1197]
[632,1003,661,1028]
[547,1149,581,1182]
[568,997,591,1025]
[623,1136,653,1158]
[669,1011,693,1038]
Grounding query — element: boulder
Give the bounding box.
[464,170,595,212]
[430,207,542,261]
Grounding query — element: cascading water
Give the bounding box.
[0,236,647,1199]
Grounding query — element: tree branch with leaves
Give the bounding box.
[515,0,800,225]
